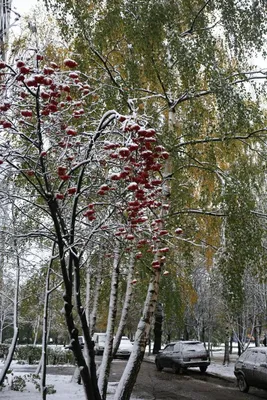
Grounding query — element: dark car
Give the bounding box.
[155,340,210,374]
[234,346,267,393]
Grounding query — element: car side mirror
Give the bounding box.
[260,363,267,368]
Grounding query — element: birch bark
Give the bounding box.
[114,269,161,400]
[112,251,135,357]
[0,232,20,386]
[89,255,104,336]
[98,242,120,400]
[40,245,56,400]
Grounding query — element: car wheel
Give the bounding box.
[237,375,249,393]
[172,363,180,374]
[155,360,163,371]
[199,366,207,373]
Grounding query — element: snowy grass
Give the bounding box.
[0,361,140,400]
[1,372,86,400]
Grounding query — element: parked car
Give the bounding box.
[115,336,133,358]
[155,340,210,374]
[234,346,267,393]
[92,332,107,355]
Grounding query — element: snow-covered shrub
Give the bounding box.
[47,346,75,365]
[46,384,56,394]
[16,345,75,365]
[11,376,26,391]
[16,345,42,364]
[0,344,9,359]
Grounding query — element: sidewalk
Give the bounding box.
[143,351,237,382]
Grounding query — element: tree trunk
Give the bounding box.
[72,249,101,400]
[0,235,20,386]
[33,315,40,346]
[89,254,103,336]
[0,226,4,344]
[223,326,230,366]
[49,201,99,400]
[114,268,161,400]
[254,317,260,347]
[153,302,163,354]
[112,251,135,357]
[98,243,120,399]
[41,247,55,400]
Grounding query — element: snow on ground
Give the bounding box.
[0,360,138,400]
[0,369,124,400]
[1,373,86,399]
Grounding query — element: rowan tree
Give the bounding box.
[0,48,176,398]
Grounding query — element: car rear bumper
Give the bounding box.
[95,347,105,354]
[181,361,210,368]
[116,351,131,357]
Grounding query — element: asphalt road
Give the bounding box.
[133,361,267,400]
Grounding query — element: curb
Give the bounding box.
[207,371,236,383]
[143,356,155,364]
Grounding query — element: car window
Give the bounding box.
[120,338,132,345]
[257,352,267,364]
[181,342,205,351]
[238,351,250,362]
[163,344,174,352]
[246,350,258,364]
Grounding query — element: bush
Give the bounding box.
[0,344,9,359]
[46,384,56,394]
[7,373,56,394]
[11,376,26,391]
[16,345,75,365]
[47,346,75,365]
[16,346,42,364]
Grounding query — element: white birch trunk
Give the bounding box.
[0,225,4,344]
[85,261,91,332]
[0,235,20,386]
[114,269,161,400]
[33,314,40,346]
[89,255,103,336]
[112,251,135,355]
[97,242,120,400]
[40,248,55,400]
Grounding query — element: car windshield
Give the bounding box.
[120,338,131,344]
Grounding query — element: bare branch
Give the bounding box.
[180,0,213,37]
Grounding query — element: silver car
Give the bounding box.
[155,340,210,374]
[234,347,267,393]
[115,336,133,358]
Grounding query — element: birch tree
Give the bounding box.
[45,0,267,307]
